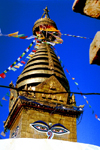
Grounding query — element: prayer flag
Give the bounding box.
[11,67,17,71]
[1,132,6,137]
[6,92,10,97]
[86,100,88,104]
[8,67,11,70]
[34,45,39,49]
[17,63,23,67]
[14,65,20,68]
[89,105,91,108]
[26,35,36,40]
[30,43,32,47]
[21,61,26,64]
[66,69,69,73]
[58,56,60,59]
[97,118,100,121]
[52,47,56,50]
[8,31,19,37]
[83,95,87,99]
[60,60,62,64]
[80,91,83,95]
[13,61,16,65]
[17,34,25,37]
[26,56,31,59]
[0,73,6,79]
[74,82,78,85]
[29,54,33,58]
[95,114,98,119]
[30,52,35,55]
[46,41,55,46]
[92,110,94,114]
[32,50,36,52]
[4,70,7,73]
[0,101,3,107]
[21,53,25,57]
[19,36,28,39]
[72,78,75,80]
[25,49,29,52]
[2,97,7,101]
[17,57,21,61]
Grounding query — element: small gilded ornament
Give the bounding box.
[42,93,45,98]
[50,82,56,90]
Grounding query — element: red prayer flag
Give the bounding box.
[19,36,28,39]
[21,61,26,64]
[80,91,83,96]
[95,114,98,119]
[0,73,6,79]
[32,50,36,52]
[66,69,69,73]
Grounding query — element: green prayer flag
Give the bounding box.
[18,34,25,38]
[60,60,62,64]
[6,92,10,97]
[11,67,17,71]
[29,45,31,48]
[75,82,78,85]
[89,105,91,108]
[0,101,3,107]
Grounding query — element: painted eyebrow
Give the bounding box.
[32,120,49,127]
[50,123,67,129]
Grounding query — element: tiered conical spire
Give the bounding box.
[17,43,69,91]
[16,7,70,92]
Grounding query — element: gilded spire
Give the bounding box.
[41,6,50,18]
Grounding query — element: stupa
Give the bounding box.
[4,7,83,141]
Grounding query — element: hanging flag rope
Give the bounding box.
[54,48,100,122]
[65,67,100,121]
[0,40,35,78]
[62,33,93,40]
[0,30,37,40]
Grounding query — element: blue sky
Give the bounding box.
[0,0,100,147]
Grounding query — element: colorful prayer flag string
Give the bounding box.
[0,30,36,40]
[54,47,100,121]
[62,33,93,40]
[65,67,100,121]
[0,40,35,78]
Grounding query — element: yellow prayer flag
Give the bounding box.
[45,28,59,32]
[29,54,33,58]
[86,100,88,104]
[58,56,60,59]
[14,65,20,68]
[2,97,7,101]
[30,44,32,47]
[72,78,75,80]
[14,62,16,65]
[4,70,7,73]
[8,31,19,37]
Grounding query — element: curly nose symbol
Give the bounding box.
[47,130,53,139]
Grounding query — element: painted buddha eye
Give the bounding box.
[30,120,49,132]
[51,123,70,134]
